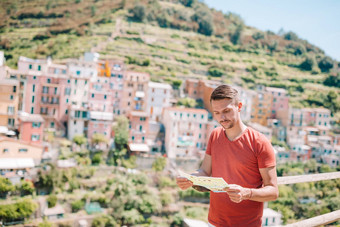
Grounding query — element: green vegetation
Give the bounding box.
[0,0,338,122]
[270,161,340,224]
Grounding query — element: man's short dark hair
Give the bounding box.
[210,85,239,105]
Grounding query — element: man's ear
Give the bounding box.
[238,102,242,112]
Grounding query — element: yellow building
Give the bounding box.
[0,137,43,164]
[0,79,19,129]
[251,91,273,126]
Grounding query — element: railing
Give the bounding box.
[277,172,340,227]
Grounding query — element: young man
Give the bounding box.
[176,85,278,227]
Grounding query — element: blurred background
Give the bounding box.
[0,0,339,226]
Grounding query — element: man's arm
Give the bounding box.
[176,154,212,190]
[225,166,279,203]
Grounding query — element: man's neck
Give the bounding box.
[225,122,247,141]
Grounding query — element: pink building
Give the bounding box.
[18,113,44,145]
[121,71,150,115]
[18,57,69,133]
[162,107,211,159]
[129,111,149,144]
[265,87,289,119]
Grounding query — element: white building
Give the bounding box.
[234,86,256,123]
[147,81,172,122]
[162,107,209,159]
[262,208,282,226]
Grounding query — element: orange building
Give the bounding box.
[0,78,19,129]
[250,90,273,126]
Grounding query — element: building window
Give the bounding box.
[42,86,49,94]
[76,70,81,75]
[31,134,40,141]
[8,118,14,126]
[13,86,16,93]
[104,95,107,99]
[68,79,70,83]
[31,107,34,114]
[7,106,14,114]
[132,136,135,141]
[3,148,9,153]
[32,96,35,103]
[32,122,41,128]
[92,94,94,98]
[32,84,35,92]
[29,64,32,69]
[65,109,68,114]
[54,87,57,95]
[201,114,204,119]
[38,65,41,71]
[47,78,51,83]
[139,125,143,131]
[10,95,14,100]
[33,76,36,80]
[66,99,69,103]
[50,122,55,128]
[19,148,28,152]
[64,87,71,95]
[75,79,78,85]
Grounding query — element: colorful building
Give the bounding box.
[147,81,172,122]
[162,107,210,159]
[18,112,44,145]
[0,78,19,129]
[265,87,289,119]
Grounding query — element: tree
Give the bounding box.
[179,0,196,7]
[208,66,224,77]
[92,214,117,227]
[323,74,340,88]
[113,116,129,151]
[252,32,265,40]
[38,219,52,227]
[230,24,243,45]
[0,177,15,198]
[283,31,299,41]
[92,153,102,166]
[131,4,146,22]
[152,157,167,172]
[300,55,316,71]
[73,134,87,147]
[191,7,214,36]
[177,97,197,108]
[0,199,37,223]
[47,194,57,208]
[92,133,108,147]
[71,200,84,213]
[318,56,334,73]
[18,180,34,196]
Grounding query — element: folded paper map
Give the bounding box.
[178,170,229,193]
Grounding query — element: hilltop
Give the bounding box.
[0,0,339,122]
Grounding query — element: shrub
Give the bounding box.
[318,56,334,73]
[47,194,57,208]
[208,66,224,77]
[71,200,84,212]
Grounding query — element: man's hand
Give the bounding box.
[176,177,193,190]
[224,184,251,203]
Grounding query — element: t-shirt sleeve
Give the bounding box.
[205,130,215,156]
[256,134,276,168]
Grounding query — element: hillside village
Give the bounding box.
[0,50,339,226]
[0,50,339,169]
[0,0,340,226]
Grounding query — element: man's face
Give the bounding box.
[211,99,241,130]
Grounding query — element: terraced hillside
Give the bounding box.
[0,0,339,122]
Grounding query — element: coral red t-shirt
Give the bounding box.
[206,126,276,227]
